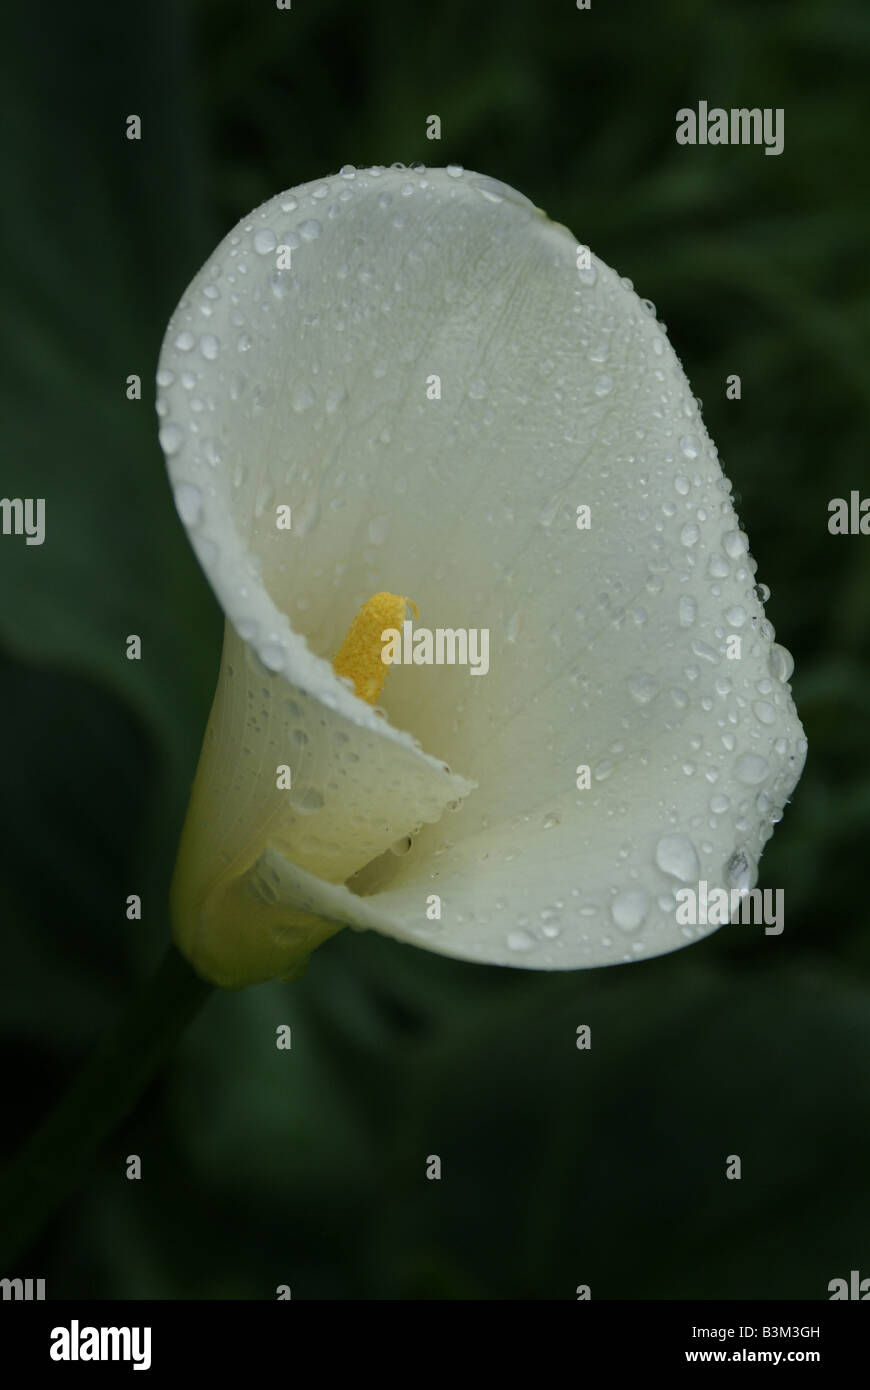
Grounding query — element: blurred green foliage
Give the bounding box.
[0,0,868,1298]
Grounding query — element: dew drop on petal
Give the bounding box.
[725,847,755,892]
[253,228,278,255]
[628,672,660,704]
[735,753,769,785]
[768,643,794,682]
[753,700,777,725]
[611,890,649,932]
[258,642,285,672]
[679,595,697,627]
[173,480,202,524]
[655,834,700,882]
[723,529,749,558]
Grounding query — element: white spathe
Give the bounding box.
[156,164,806,988]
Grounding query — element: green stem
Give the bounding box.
[0,944,214,1268]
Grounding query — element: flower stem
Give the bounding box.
[0,944,213,1268]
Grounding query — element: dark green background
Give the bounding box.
[1,0,868,1298]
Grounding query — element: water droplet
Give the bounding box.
[753,700,776,725]
[691,639,719,664]
[628,672,660,704]
[298,219,322,240]
[679,433,700,459]
[725,604,746,627]
[655,834,700,882]
[173,480,202,524]
[674,475,691,496]
[768,643,794,682]
[159,422,184,456]
[679,595,697,627]
[257,642,285,672]
[543,813,560,830]
[680,523,700,547]
[725,847,755,892]
[367,514,389,545]
[593,373,613,398]
[293,787,325,814]
[156,368,174,387]
[253,228,277,254]
[446,164,464,178]
[736,753,769,785]
[723,529,749,558]
[611,890,649,932]
[199,333,220,361]
[507,929,535,952]
[710,793,730,814]
[174,330,195,352]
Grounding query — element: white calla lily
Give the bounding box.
[156,164,806,988]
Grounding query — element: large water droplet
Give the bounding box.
[258,642,285,672]
[253,228,278,255]
[173,480,202,524]
[159,422,184,456]
[655,834,700,882]
[753,700,777,725]
[725,847,755,892]
[611,890,649,932]
[768,643,794,682]
[735,753,769,785]
[723,529,749,558]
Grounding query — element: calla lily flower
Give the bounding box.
[156,164,806,988]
